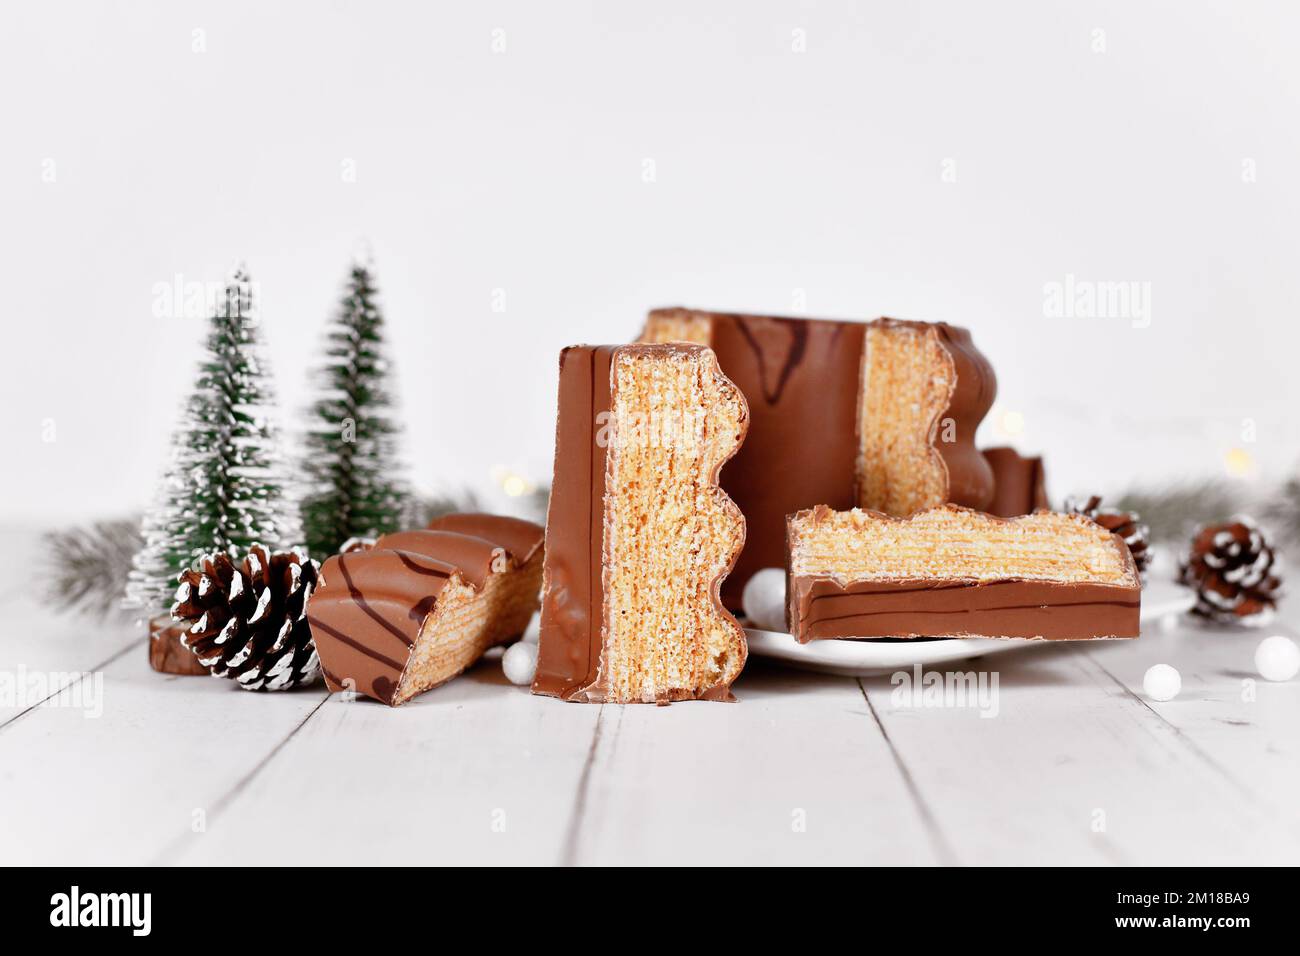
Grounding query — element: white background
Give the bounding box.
[4,1,1299,526]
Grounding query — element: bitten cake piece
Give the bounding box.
[307,514,543,705]
[787,505,1140,642]
[982,446,1049,517]
[532,344,748,703]
[640,308,995,607]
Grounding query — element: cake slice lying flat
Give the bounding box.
[787,505,1140,642]
[307,514,544,705]
[533,343,749,703]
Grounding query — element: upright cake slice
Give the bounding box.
[532,343,748,703]
[787,505,1140,642]
[307,514,543,705]
[640,308,995,606]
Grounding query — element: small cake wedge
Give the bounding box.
[533,343,748,703]
[307,514,544,705]
[787,505,1140,643]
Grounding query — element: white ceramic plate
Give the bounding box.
[744,578,1195,676]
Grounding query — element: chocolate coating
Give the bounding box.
[427,513,545,565]
[373,530,502,588]
[532,346,615,700]
[791,577,1140,642]
[983,446,1049,517]
[708,312,864,610]
[309,549,455,704]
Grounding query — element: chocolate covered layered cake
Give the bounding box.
[639,308,995,606]
[533,343,748,703]
[307,514,544,705]
[787,505,1140,642]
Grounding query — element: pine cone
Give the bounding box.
[1066,495,1152,582]
[171,544,322,690]
[1179,518,1282,626]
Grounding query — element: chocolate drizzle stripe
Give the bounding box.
[308,616,407,672]
[676,311,867,609]
[809,580,1018,595]
[393,551,453,579]
[338,555,418,649]
[792,570,1140,642]
[732,314,807,405]
[806,599,1141,625]
[803,579,1140,601]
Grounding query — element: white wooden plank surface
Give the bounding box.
[860,638,1289,865]
[0,646,328,866]
[2,523,1297,866]
[567,661,948,866]
[1082,619,1300,842]
[0,528,142,725]
[168,658,600,866]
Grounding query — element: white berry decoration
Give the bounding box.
[1254,635,1300,682]
[1142,664,1181,702]
[502,641,538,686]
[742,567,787,632]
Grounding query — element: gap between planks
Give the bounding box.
[856,677,960,865]
[559,703,608,866]
[1080,650,1261,804]
[558,676,953,866]
[151,692,330,865]
[0,637,143,735]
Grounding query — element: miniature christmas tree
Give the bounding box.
[123,459,186,614]
[126,267,297,615]
[300,261,410,558]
